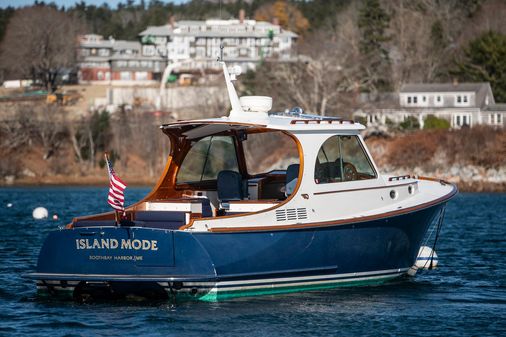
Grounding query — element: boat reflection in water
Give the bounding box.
[28,62,457,302]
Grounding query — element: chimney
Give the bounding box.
[272,17,279,26]
[169,15,175,29]
[239,9,245,24]
[452,78,459,87]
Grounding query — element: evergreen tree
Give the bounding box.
[357,0,391,92]
[358,0,390,56]
[452,31,506,102]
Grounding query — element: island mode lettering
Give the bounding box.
[75,238,158,251]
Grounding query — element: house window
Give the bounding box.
[436,96,442,102]
[407,96,412,104]
[497,114,502,124]
[463,115,467,125]
[120,72,131,80]
[422,96,426,102]
[463,95,468,103]
[135,71,148,81]
[457,95,462,103]
[456,115,461,126]
[413,96,418,104]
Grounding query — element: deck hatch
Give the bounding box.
[275,208,308,221]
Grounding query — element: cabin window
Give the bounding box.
[242,131,299,175]
[314,135,376,184]
[177,136,239,183]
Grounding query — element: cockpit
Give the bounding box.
[135,123,302,220]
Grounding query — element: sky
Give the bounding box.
[0,0,187,9]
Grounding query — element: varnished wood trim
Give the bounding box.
[313,181,415,195]
[290,119,355,125]
[162,120,267,129]
[208,183,458,233]
[228,200,279,204]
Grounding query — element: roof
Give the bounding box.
[485,104,506,111]
[161,114,364,138]
[139,20,297,38]
[401,82,495,108]
[401,82,490,93]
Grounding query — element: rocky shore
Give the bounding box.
[1,125,505,193]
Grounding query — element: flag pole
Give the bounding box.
[105,151,127,227]
[105,152,118,226]
[114,209,120,226]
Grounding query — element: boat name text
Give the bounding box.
[75,238,158,251]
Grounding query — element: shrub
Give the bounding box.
[424,115,450,129]
[399,116,420,130]
[354,116,367,125]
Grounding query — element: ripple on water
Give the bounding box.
[0,189,505,336]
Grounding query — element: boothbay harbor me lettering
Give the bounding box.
[76,238,158,251]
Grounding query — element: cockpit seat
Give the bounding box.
[134,211,187,229]
[217,170,245,211]
[285,164,300,196]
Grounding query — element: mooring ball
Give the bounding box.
[415,245,438,269]
[32,207,49,219]
[6,203,12,208]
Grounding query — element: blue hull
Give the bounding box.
[31,203,444,301]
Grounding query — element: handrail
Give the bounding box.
[388,175,412,181]
[290,119,355,125]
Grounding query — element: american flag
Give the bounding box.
[105,154,127,212]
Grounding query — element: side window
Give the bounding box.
[315,135,376,184]
[177,136,239,183]
[242,131,299,175]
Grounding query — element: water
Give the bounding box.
[0,187,505,336]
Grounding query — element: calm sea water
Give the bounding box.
[0,187,504,336]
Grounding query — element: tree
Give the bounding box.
[254,0,309,35]
[0,6,82,92]
[385,0,463,90]
[452,31,506,102]
[357,0,391,92]
[246,4,363,116]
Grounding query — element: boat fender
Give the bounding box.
[415,246,438,269]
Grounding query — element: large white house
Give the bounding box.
[78,13,298,85]
[354,82,505,128]
[138,13,298,71]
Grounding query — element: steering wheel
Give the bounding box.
[342,162,358,181]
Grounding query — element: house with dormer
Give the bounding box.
[354,82,505,129]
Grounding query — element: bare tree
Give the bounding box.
[32,104,69,160]
[0,6,82,92]
[384,0,473,88]
[250,4,363,117]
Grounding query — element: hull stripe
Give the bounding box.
[180,268,409,290]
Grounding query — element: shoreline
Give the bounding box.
[1,177,505,193]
